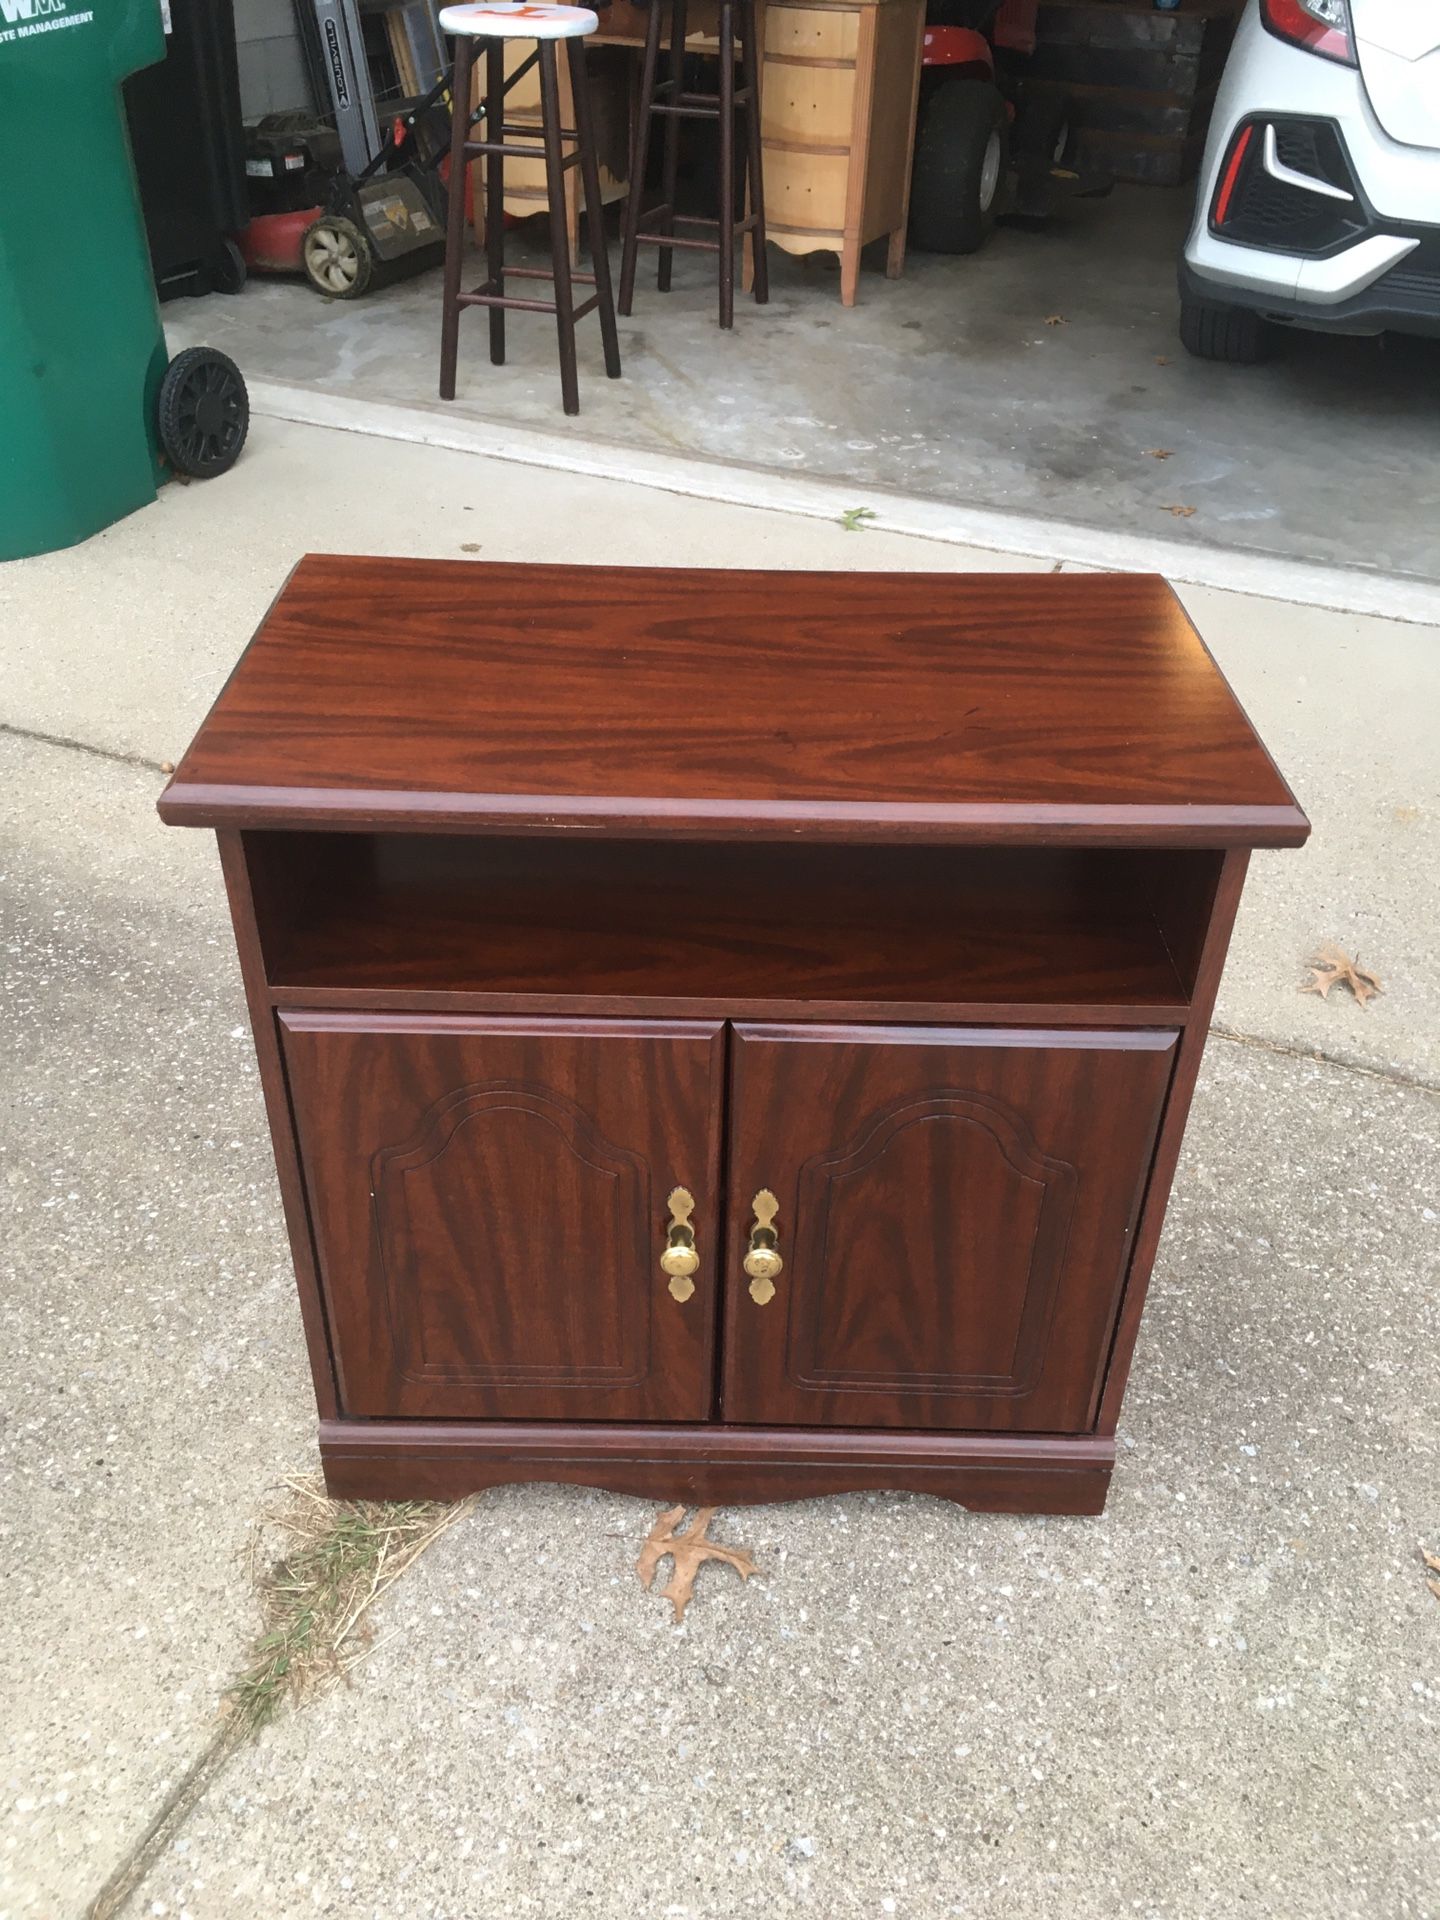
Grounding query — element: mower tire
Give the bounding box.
[211,236,248,295]
[909,76,1008,255]
[302,214,374,299]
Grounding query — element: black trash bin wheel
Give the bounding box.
[302,214,373,299]
[157,346,249,479]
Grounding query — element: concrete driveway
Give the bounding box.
[165,188,1440,584]
[2,416,1436,1919]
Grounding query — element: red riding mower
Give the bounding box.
[908,0,1110,254]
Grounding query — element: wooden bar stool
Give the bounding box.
[439,0,622,416]
[617,0,768,329]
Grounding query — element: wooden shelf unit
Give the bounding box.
[247,833,1213,1020]
[161,558,1307,1515]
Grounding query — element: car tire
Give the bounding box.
[909,78,1009,256]
[1179,295,1273,364]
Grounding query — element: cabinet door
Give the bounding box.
[281,1014,725,1421]
[721,1025,1176,1432]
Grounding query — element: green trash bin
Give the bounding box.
[0,0,248,560]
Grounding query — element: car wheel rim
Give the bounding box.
[306,227,360,292]
[979,130,1002,213]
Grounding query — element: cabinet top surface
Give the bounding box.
[158,557,1308,847]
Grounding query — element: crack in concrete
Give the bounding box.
[1210,1023,1439,1098]
[84,1718,246,1920]
[0,720,170,778]
[6,720,1434,1106]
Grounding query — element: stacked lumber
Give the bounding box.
[1027,0,1242,187]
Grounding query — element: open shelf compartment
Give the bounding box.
[244,832,1220,1016]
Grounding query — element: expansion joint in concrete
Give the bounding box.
[7,725,1431,1103]
[1209,1023,1440,1098]
[84,1718,247,1920]
[0,720,170,778]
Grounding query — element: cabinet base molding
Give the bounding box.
[319,1420,1115,1513]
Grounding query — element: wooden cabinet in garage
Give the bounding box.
[470,0,924,301]
[755,0,925,304]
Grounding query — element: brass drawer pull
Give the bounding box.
[743,1188,783,1305]
[661,1186,700,1301]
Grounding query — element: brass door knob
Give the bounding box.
[743,1188,783,1304]
[661,1186,700,1302]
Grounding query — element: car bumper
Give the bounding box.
[1182,4,1440,338]
[1180,226,1440,338]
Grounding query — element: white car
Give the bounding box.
[1180,0,1440,360]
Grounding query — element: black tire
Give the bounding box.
[211,236,248,296]
[909,77,1009,256]
[302,214,373,299]
[157,347,249,480]
[1179,294,1273,364]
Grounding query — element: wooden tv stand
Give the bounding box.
[159,559,1308,1514]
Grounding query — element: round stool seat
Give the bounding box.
[439,1,597,37]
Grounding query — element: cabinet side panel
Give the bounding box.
[1095,847,1250,1432]
[217,829,340,1419]
[860,0,923,242]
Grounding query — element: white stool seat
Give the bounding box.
[439,1,597,37]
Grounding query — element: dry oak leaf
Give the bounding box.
[637,1505,758,1623]
[1300,943,1383,1008]
[1161,504,1197,517]
[1144,448,1174,459]
[1044,313,1067,326]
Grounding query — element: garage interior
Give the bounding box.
[165,0,1440,581]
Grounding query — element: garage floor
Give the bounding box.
[167,185,1440,581]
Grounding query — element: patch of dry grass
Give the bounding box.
[228,1475,476,1737]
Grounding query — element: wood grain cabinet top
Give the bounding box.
[158,557,1309,848]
